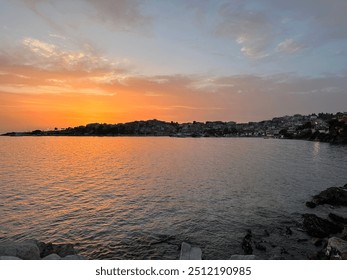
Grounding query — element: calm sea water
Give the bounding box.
[0,137,347,259]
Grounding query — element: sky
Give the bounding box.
[0,0,347,132]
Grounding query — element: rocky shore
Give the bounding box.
[235,184,347,260]
[0,240,85,260]
[1,184,347,260]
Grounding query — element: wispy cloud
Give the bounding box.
[215,2,276,59]
[19,0,152,34]
[276,38,306,54]
[85,0,152,33]
[16,37,130,73]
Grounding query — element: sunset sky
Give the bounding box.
[0,0,347,133]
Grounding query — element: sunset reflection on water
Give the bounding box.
[1,137,347,259]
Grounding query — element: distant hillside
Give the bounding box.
[2,112,347,144]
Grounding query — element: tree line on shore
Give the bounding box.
[2,112,347,144]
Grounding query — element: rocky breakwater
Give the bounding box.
[303,184,347,259]
[0,240,86,260]
[234,184,347,260]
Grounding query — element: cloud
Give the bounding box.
[212,0,347,59]
[19,0,152,34]
[1,34,346,128]
[84,0,152,32]
[215,2,276,59]
[23,37,57,58]
[276,39,306,54]
[12,37,130,74]
[262,0,347,41]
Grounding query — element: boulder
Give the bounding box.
[0,241,40,260]
[0,243,17,257]
[329,213,347,224]
[15,241,40,260]
[43,253,61,260]
[37,241,76,258]
[307,185,347,207]
[37,241,54,258]
[305,201,316,208]
[302,214,343,238]
[326,237,347,260]
[179,242,202,260]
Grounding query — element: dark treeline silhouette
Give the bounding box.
[2,112,347,144]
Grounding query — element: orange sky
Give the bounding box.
[0,62,237,132]
[1,57,346,133]
[1,1,346,133]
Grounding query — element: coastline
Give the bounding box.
[1,113,347,145]
[1,184,346,260]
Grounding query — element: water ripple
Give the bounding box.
[0,137,347,259]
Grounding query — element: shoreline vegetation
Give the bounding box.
[1,184,346,260]
[2,112,347,144]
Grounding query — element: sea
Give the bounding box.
[0,136,346,259]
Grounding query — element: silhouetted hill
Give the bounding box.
[2,112,347,144]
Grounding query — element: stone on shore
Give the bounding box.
[329,213,347,224]
[37,241,76,258]
[326,237,347,260]
[0,241,40,260]
[43,253,61,260]
[306,185,347,208]
[179,242,202,260]
[302,214,343,238]
[0,240,85,260]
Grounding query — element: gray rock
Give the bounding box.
[302,214,343,238]
[179,242,202,260]
[43,253,61,260]
[329,213,347,224]
[15,241,40,260]
[62,254,86,260]
[37,241,76,258]
[0,256,21,260]
[229,255,258,260]
[0,243,17,257]
[0,241,40,260]
[326,237,347,260]
[308,185,347,207]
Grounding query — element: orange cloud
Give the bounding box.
[1,37,346,133]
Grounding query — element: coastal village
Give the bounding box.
[4,112,347,144]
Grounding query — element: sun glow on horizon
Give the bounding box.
[0,1,346,133]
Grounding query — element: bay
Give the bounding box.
[0,137,346,259]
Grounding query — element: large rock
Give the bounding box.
[37,242,76,258]
[43,253,61,260]
[306,185,347,207]
[302,214,343,238]
[329,213,347,224]
[0,241,40,260]
[0,243,16,257]
[179,242,202,260]
[326,237,347,260]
